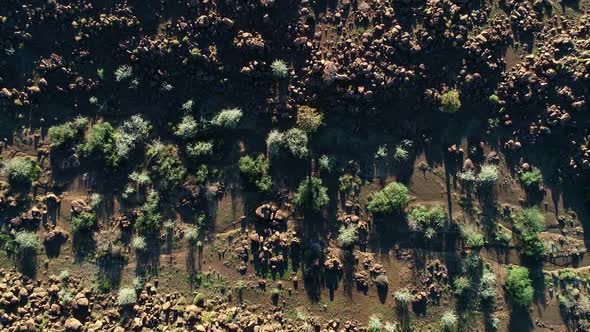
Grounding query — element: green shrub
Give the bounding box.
[318,155,336,173]
[283,128,309,159]
[407,205,447,238]
[14,231,38,255]
[489,94,500,104]
[271,60,289,78]
[113,115,151,162]
[90,193,103,209]
[367,182,410,216]
[519,168,542,188]
[441,311,458,331]
[80,122,117,165]
[462,225,485,249]
[393,146,409,163]
[454,276,471,296]
[296,106,323,133]
[441,89,461,113]
[186,226,199,246]
[384,322,399,332]
[394,289,413,305]
[367,315,382,332]
[458,170,476,185]
[375,145,388,159]
[48,117,88,148]
[186,141,214,159]
[71,211,97,233]
[212,108,242,129]
[239,154,272,193]
[59,289,73,306]
[117,287,136,306]
[133,277,145,291]
[294,176,329,212]
[337,224,359,248]
[558,269,577,282]
[495,225,512,243]
[514,208,546,258]
[175,115,199,138]
[59,270,70,283]
[266,130,284,157]
[193,164,209,184]
[129,171,151,186]
[194,292,206,306]
[477,165,498,187]
[132,236,147,251]
[505,266,534,307]
[338,174,361,198]
[114,65,133,82]
[479,270,497,305]
[135,191,162,235]
[2,157,41,185]
[146,142,186,189]
[266,128,309,159]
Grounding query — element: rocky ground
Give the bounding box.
[1,0,590,331]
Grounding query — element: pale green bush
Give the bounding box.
[2,157,41,185]
[212,108,242,129]
[175,115,199,139]
[337,224,359,248]
[117,287,136,306]
[271,60,289,78]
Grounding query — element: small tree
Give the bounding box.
[407,205,447,239]
[367,182,410,216]
[294,176,329,213]
[239,154,272,193]
[135,191,162,235]
[441,89,461,113]
[146,142,186,189]
[513,208,546,259]
[458,170,476,187]
[505,266,534,307]
[80,122,116,165]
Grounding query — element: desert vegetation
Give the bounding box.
[0,0,588,330]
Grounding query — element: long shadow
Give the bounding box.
[96,246,127,291]
[508,307,533,331]
[73,232,96,262]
